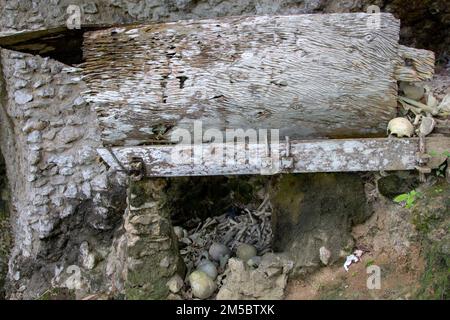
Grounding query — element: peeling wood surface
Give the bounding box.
[97,137,450,177]
[83,13,404,146]
[394,45,435,82]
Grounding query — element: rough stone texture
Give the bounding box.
[0,50,127,299]
[0,151,11,299]
[0,0,448,59]
[123,178,185,299]
[216,253,294,300]
[0,0,326,35]
[269,173,371,274]
[411,181,450,299]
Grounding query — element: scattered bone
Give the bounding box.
[319,246,331,265]
[418,116,436,136]
[175,197,273,299]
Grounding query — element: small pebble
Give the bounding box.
[166,274,184,293]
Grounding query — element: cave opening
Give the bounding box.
[162,175,274,272]
[0,27,104,66]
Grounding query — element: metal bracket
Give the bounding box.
[416,134,430,182]
[281,136,294,170]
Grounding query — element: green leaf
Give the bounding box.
[366,259,375,267]
[406,197,414,208]
[394,194,409,203]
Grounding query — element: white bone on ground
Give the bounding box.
[344,254,359,272]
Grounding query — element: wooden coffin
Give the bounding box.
[82,13,434,147]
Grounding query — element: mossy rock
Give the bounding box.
[269,173,370,274]
[377,173,420,199]
[412,181,450,299]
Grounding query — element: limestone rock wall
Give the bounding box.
[0,50,127,298]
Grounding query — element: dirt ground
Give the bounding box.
[285,247,425,300]
[285,190,428,300]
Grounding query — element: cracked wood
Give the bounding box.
[82,13,406,146]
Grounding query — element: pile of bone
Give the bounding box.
[169,195,272,299]
[387,82,450,138]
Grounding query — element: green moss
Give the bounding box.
[125,179,186,300]
[412,181,450,300]
[416,243,450,299]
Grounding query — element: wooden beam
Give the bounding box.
[82,13,418,146]
[97,137,450,177]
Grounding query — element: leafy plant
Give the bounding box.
[365,259,375,268]
[393,190,422,208]
[428,150,450,177]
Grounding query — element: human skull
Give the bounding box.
[197,260,218,280]
[387,117,414,137]
[208,242,230,262]
[188,270,216,299]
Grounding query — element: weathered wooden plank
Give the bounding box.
[97,137,450,177]
[83,13,408,146]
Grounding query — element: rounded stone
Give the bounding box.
[236,244,257,262]
[197,260,218,280]
[208,242,230,262]
[173,226,186,240]
[188,270,216,299]
[319,246,331,265]
[166,274,184,293]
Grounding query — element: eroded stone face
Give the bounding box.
[124,178,185,299]
[269,173,371,275]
